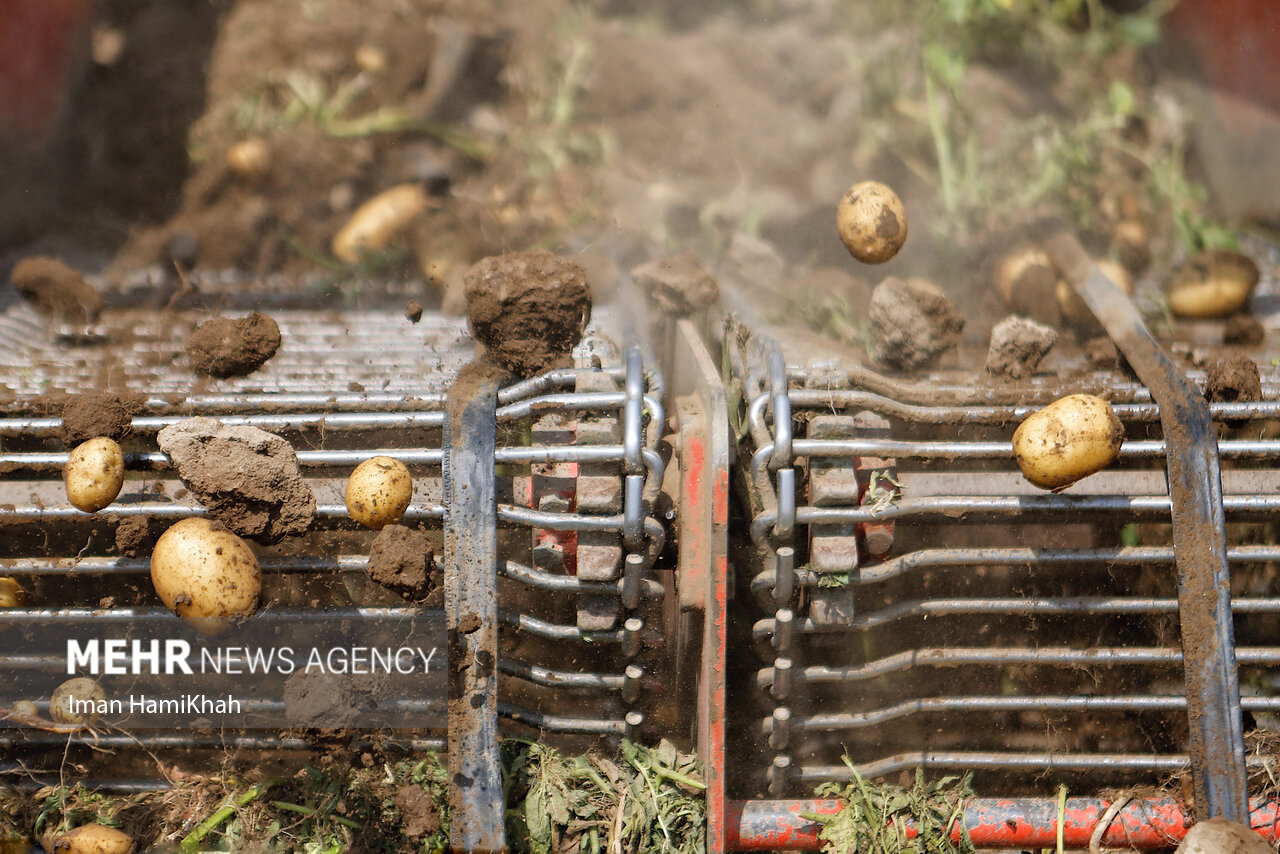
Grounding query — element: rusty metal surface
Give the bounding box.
[726,796,1280,850]
[444,364,506,852]
[1045,230,1249,823]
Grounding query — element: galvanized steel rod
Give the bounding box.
[443,365,505,853]
[1045,229,1247,822]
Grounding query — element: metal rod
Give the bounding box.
[725,797,1280,851]
[443,365,505,853]
[755,646,1280,686]
[774,694,1280,733]
[749,595,1280,638]
[1045,229,1248,822]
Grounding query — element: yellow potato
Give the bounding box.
[226,137,271,178]
[41,822,134,854]
[0,577,22,607]
[1056,259,1133,327]
[332,183,429,263]
[12,699,38,717]
[49,677,106,726]
[994,245,1062,326]
[1013,393,1124,490]
[1167,249,1260,319]
[837,181,907,264]
[346,456,413,529]
[65,437,125,513]
[151,518,261,636]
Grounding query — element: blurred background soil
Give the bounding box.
[2,0,1278,353]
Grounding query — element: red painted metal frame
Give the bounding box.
[726,797,1280,850]
[665,319,731,854]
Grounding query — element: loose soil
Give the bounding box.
[112,514,151,557]
[1204,352,1262,403]
[394,783,442,840]
[57,390,145,446]
[9,256,101,322]
[1223,314,1265,347]
[868,277,964,371]
[366,523,437,601]
[156,417,316,543]
[463,250,591,378]
[184,311,281,378]
[282,670,376,729]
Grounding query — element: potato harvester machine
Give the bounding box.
[2,237,1280,851]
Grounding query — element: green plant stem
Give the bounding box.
[269,801,362,829]
[180,778,284,853]
[924,71,958,215]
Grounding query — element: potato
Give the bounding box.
[1013,394,1124,490]
[49,677,106,726]
[65,437,125,514]
[41,822,134,854]
[1167,249,1260,318]
[346,456,413,529]
[226,137,270,178]
[151,518,261,635]
[1111,219,1151,275]
[0,577,22,607]
[1056,259,1133,327]
[994,245,1062,326]
[332,183,428,263]
[12,699,38,717]
[837,181,907,264]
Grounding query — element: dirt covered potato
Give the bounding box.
[837,181,907,264]
[65,437,125,514]
[1013,393,1124,490]
[151,518,261,635]
[346,456,413,529]
[49,677,106,726]
[994,245,1062,326]
[0,577,22,607]
[1166,249,1260,318]
[41,822,134,854]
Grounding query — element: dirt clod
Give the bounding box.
[405,300,424,323]
[283,670,374,728]
[59,391,145,447]
[1174,818,1274,854]
[985,315,1057,379]
[869,277,964,371]
[631,251,720,316]
[114,515,152,557]
[185,311,282,378]
[157,417,316,543]
[1205,353,1261,403]
[1224,314,1265,347]
[395,784,442,840]
[463,250,591,377]
[10,256,102,323]
[367,524,436,601]
[1084,337,1121,371]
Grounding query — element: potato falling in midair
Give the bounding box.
[1013,394,1124,491]
[837,181,908,264]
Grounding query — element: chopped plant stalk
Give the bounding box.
[180,778,284,853]
[805,758,975,854]
[269,801,362,830]
[865,470,903,514]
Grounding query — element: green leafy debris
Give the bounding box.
[805,759,976,854]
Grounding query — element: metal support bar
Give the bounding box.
[1045,229,1248,822]
[444,364,506,853]
[725,797,1280,851]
